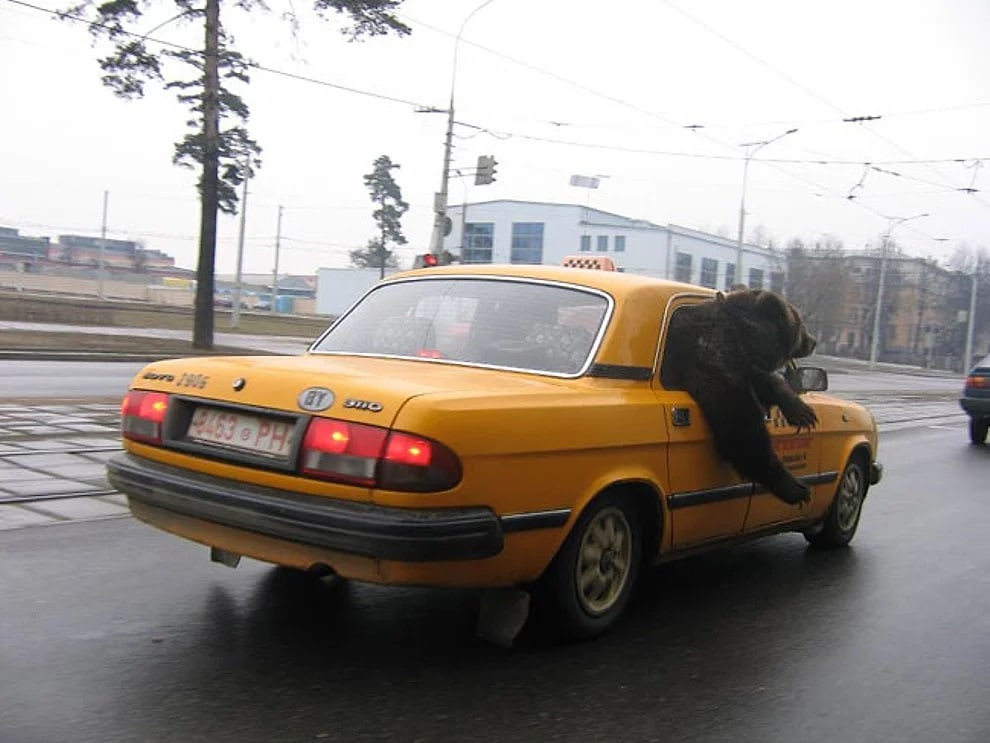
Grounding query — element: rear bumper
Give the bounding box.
[107,453,503,562]
[960,397,990,418]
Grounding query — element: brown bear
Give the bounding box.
[662,289,818,506]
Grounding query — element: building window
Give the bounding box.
[700,258,718,289]
[580,235,591,252]
[770,271,785,294]
[510,222,544,264]
[463,223,494,264]
[597,235,608,252]
[614,235,626,253]
[748,268,764,289]
[675,252,692,283]
[724,263,735,290]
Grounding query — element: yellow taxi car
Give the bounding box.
[107,263,882,640]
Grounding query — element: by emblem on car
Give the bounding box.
[298,387,335,412]
[232,378,246,391]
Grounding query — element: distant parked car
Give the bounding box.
[960,353,990,443]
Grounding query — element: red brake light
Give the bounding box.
[301,418,388,486]
[967,375,989,388]
[299,418,461,492]
[121,390,170,445]
[379,431,461,492]
[304,419,352,454]
[385,433,432,466]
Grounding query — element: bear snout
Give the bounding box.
[796,332,817,358]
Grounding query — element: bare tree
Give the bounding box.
[785,237,851,353]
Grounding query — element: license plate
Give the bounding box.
[186,406,294,459]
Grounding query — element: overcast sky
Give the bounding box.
[2,0,988,276]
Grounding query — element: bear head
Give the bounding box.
[725,289,817,371]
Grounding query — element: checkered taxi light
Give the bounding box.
[561,255,617,271]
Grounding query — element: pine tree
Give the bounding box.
[65,0,410,348]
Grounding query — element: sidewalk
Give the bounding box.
[0,320,316,358]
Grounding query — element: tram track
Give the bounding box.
[0,445,122,459]
[2,489,121,505]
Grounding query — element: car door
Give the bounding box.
[657,297,751,549]
[743,390,824,532]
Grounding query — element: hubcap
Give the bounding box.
[575,506,633,616]
[835,465,864,532]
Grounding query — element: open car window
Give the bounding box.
[311,277,610,375]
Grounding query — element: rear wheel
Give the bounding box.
[969,418,989,445]
[805,456,867,548]
[538,494,642,641]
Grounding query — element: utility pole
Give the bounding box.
[97,189,108,300]
[868,213,928,367]
[428,103,456,257]
[271,205,283,315]
[735,128,798,286]
[426,0,497,257]
[378,193,388,280]
[964,259,979,370]
[230,155,251,328]
[868,235,890,368]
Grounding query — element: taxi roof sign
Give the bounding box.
[561,255,617,271]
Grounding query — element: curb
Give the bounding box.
[0,349,268,362]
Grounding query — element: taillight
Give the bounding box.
[121,390,170,445]
[967,375,989,389]
[301,418,388,486]
[300,418,461,492]
[380,431,461,492]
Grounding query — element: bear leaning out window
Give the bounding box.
[661,289,818,507]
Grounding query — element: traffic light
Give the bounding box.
[413,250,458,268]
[475,155,497,186]
[413,253,440,268]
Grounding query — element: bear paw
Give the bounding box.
[780,399,818,430]
[774,480,811,507]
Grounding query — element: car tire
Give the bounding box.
[969,418,989,445]
[805,456,867,549]
[537,494,642,641]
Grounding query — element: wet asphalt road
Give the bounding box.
[2,420,989,742]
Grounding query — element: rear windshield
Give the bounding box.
[310,277,610,375]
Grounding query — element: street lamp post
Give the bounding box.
[97,190,109,301]
[963,258,980,370]
[868,213,928,367]
[230,154,251,329]
[427,0,497,257]
[734,128,798,286]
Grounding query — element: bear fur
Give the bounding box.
[662,289,818,506]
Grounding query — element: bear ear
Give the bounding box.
[755,290,791,324]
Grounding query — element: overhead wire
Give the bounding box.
[658,0,990,212]
[402,5,985,246]
[5,0,985,253]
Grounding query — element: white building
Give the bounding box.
[441,199,786,292]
